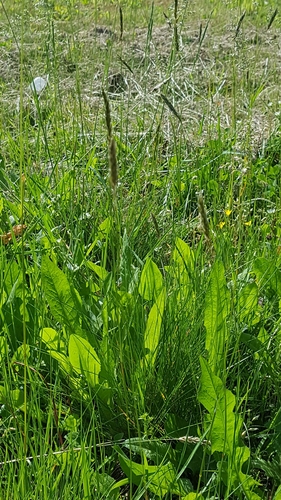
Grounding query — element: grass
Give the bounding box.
[0,0,281,498]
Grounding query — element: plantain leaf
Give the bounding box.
[118,453,192,497]
[144,287,165,366]
[139,258,163,300]
[198,357,240,454]
[198,358,262,498]
[204,260,230,374]
[41,256,82,331]
[68,334,101,388]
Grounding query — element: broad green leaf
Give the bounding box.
[86,261,109,280]
[92,471,119,500]
[68,334,101,387]
[204,260,230,374]
[198,357,241,454]
[41,327,65,352]
[198,358,262,499]
[139,258,163,300]
[181,494,204,500]
[238,282,258,321]
[172,238,194,279]
[11,344,30,363]
[170,238,194,304]
[118,453,191,497]
[41,256,82,330]
[0,387,24,408]
[253,257,281,296]
[49,350,72,375]
[144,287,165,365]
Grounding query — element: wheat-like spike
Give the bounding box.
[198,191,210,240]
[109,137,118,189]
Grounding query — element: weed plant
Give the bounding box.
[0,0,281,499]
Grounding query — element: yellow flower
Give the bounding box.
[225,209,232,217]
[218,221,226,229]
[244,221,252,226]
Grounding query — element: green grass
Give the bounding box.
[0,0,281,498]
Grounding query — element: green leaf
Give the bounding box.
[204,260,230,374]
[68,334,101,387]
[11,344,30,363]
[41,256,82,330]
[123,437,171,465]
[172,238,194,279]
[118,453,191,497]
[49,351,73,375]
[238,282,258,321]
[181,494,204,500]
[171,238,194,304]
[86,262,109,280]
[0,337,8,366]
[4,261,22,298]
[198,357,241,454]
[253,257,281,296]
[139,258,163,300]
[144,287,165,366]
[41,327,65,352]
[273,485,281,500]
[0,387,24,408]
[92,471,119,500]
[198,358,262,499]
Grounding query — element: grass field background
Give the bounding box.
[0,0,281,498]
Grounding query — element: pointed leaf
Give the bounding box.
[69,334,101,387]
[204,260,230,373]
[41,256,82,329]
[198,357,241,454]
[144,287,165,365]
[139,258,163,300]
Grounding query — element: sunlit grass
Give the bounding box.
[0,0,281,498]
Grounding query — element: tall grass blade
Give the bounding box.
[235,11,246,39]
[160,93,182,123]
[267,8,278,30]
[174,0,179,51]
[119,6,123,41]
